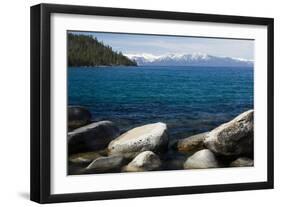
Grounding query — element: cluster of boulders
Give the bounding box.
[68,106,254,175]
[178,109,254,169]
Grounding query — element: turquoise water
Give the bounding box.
[68,66,253,139]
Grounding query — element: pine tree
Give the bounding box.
[67,33,137,67]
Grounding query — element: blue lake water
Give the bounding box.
[68,66,253,140]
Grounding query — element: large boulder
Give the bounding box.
[123,151,161,172]
[204,110,254,156]
[84,155,125,173]
[177,132,208,153]
[68,106,92,130]
[108,122,168,158]
[68,121,120,154]
[183,149,219,169]
[230,157,254,167]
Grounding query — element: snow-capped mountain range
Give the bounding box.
[125,53,253,67]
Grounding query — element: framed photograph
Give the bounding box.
[30,3,274,203]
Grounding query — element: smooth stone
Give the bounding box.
[68,121,120,154]
[68,106,92,130]
[108,122,168,158]
[177,132,208,153]
[230,157,254,167]
[69,149,108,164]
[183,149,219,169]
[85,155,125,173]
[204,110,254,156]
[123,151,161,172]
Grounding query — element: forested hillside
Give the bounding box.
[68,33,137,67]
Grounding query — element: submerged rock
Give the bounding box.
[204,110,254,156]
[69,149,107,164]
[108,122,168,158]
[123,151,161,172]
[162,156,187,170]
[183,149,219,169]
[230,157,254,167]
[68,106,92,130]
[85,155,125,173]
[177,132,208,153]
[68,121,120,154]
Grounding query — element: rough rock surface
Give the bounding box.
[108,122,168,158]
[68,121,120,154]
[68,106,92,130]
[204,110,254,156]
[230,157,254,167]
[183,149,219,169]
[177,132,208,153]
[123,151,161,172]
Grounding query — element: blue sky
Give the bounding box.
[70,31,254,60]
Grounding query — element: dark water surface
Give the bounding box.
[68,66,253,140]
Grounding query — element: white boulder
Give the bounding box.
[183,149,219,169]
[108,122,168,158]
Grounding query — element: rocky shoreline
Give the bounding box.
[68,106,254,175]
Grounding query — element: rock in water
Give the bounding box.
[230,157,254,167]
[183,149,219,169]
[85,155,125,173]
[108,122,168,158]
[204,110,254,156]
[123,151,161,172]
[161,155,187,170]
[68,121,120,154]
[177,132,208,153]
[68,106,92,130]
[69,149,107,164]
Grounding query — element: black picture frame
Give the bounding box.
[30,3,274,204]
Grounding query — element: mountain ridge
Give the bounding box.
[125,53,253,67]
